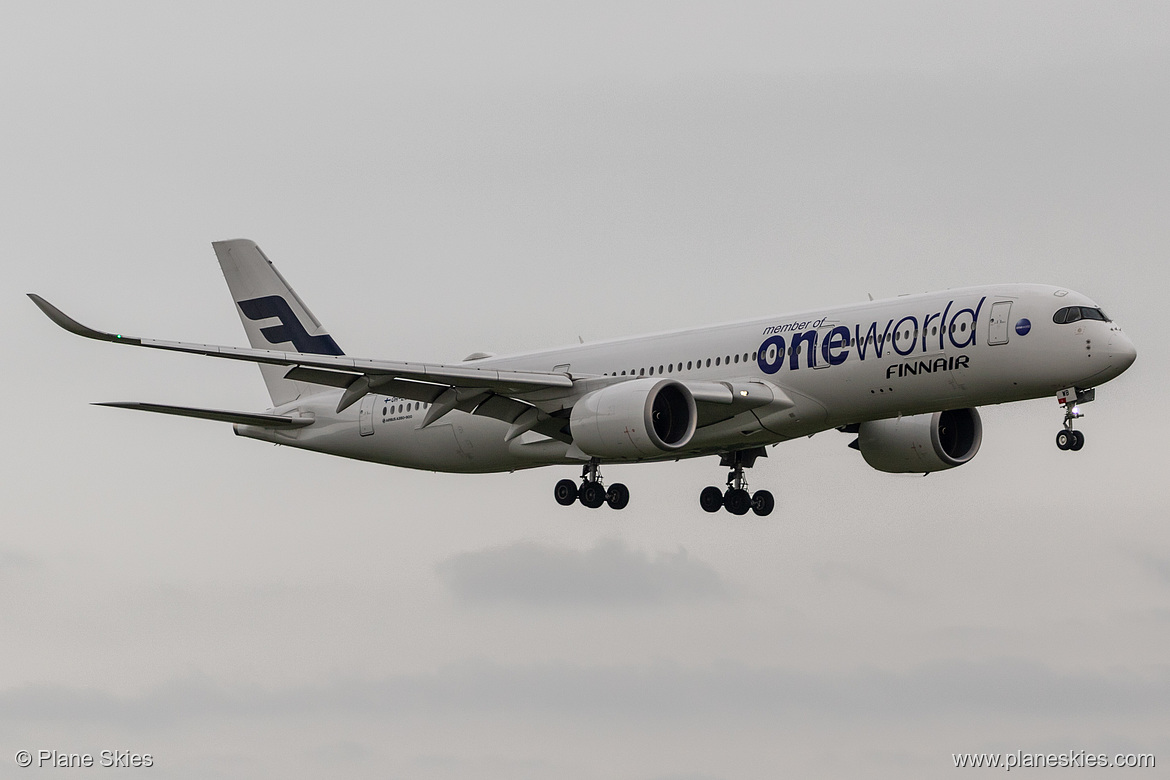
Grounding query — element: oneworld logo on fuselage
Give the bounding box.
[756,296,986,374]
[238,295,344,356]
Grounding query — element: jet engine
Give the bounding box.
[855,408,983,473]
[570,379,697,459]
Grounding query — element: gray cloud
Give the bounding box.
[436,539,728,606]
[4,658,1167,727]
[1138,554,1170,586]
[812,561,912,599]
[0,547,38,571]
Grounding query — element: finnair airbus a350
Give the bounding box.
[31,240,1136,515]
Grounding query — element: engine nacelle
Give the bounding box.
[570,379,697,459]
[857,408,983,473]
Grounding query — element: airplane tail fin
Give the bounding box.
[213,239,343,406]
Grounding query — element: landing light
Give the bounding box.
[739,390,749,397]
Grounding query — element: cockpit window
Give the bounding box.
[1053,306,1111,324]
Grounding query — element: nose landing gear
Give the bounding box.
[699,449,774,516]
[1055,428,1084,451]
[1055,387,1093,451]
[554,460,629,510]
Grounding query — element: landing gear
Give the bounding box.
[699,486,724,513]
[579,481,606,509]
[554,479,578,506]
[553,460,629,510]
[1056,429,1085,451]
[699,448,775,516]
[1055,389,1091,452]
[606,482,630,510]
[751,489,776,516]
[725,488,751,516]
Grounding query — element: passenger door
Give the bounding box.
[358,394,375,436]
[987,301,1012,346]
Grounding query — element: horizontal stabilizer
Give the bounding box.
[94,402,314,428]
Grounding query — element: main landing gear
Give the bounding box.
[554,460,629,510]
[1055,388,1093,452]
[699,449,774,516]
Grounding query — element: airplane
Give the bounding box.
[29,239,1137,515]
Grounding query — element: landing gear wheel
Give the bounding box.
[724,488,751,516]
[605,483,630,510]
[699,486,724,513]
[751,490,775,517]
[579,481,606,509]
[1056,430,1074,450]
[1070,430,1085,451]
[554,479,578,506]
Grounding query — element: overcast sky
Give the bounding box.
[3,2,1168,778]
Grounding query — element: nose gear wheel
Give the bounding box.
[1055,389,1090,452]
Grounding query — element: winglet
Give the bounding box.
[27,294,141,345]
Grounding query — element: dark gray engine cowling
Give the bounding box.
[570,379,697,459]
[857,408,983,473]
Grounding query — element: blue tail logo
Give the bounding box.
[238,295,344,356]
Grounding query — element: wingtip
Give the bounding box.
[27,294,132,343]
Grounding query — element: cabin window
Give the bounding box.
[639,368,645,376]
[715,357,721,366]
[734,354,739,363]
[659,365,664,374]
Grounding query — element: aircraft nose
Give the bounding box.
[1109,330,1137,372]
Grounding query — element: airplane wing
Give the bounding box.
[29,293,579,441]
[94,402,315,428]
[30,294,782,443]
[28,294,574,398]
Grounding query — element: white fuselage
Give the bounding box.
[237,284,1136,473]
